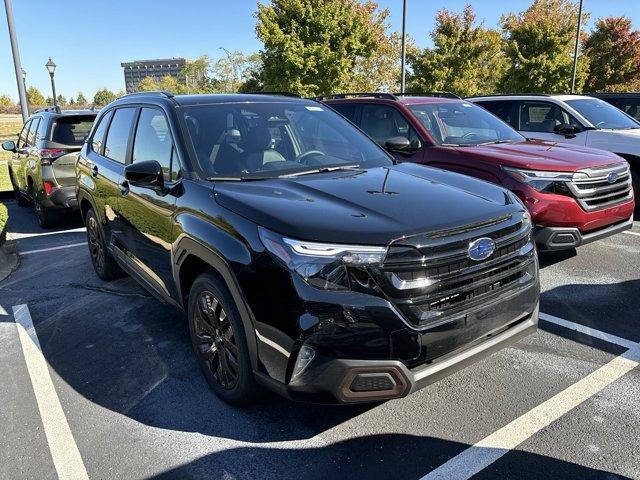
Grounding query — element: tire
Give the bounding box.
[188,272,261,406]
[34,199,57,228]
[85,208,125,281]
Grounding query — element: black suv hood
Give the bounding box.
[213,163,521,245]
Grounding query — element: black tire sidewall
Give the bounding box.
[187,272,257,405]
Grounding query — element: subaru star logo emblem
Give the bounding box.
[607,171,618,184]
[468,237,496,261]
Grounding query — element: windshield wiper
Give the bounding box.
[477,140,515,146]
[278,165,362,178]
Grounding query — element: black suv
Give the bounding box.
[2,107,96,227]
[76,92,539,405]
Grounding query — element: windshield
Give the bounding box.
[565,98,640,130]
[180,102,392,179]
[408,102,525,146]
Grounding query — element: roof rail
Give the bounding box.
[395,92,461,99]
[465,93,553,99]
[33,105,62,114]
[124,90,174,98]
[244,91,302,98]
[314,92,398,101]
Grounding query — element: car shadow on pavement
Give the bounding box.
[144,433,634,480]
[540,279,640,346]
[31,279,373,443]
[5,200,83,235]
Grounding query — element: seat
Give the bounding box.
[240,124,285,172]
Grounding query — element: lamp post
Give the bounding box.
[400,0,407,94]
[45,57,58,108]
[4,0,29,121]
[570,0,584,94]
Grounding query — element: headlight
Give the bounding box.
[258,227,386,290]
[502,166,577,195]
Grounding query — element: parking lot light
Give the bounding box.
[45,57,58,108]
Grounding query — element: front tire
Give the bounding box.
[34,199,57,228]
[85,208,125,281]
[188,272,261,406]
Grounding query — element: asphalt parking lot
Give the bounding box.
[1,200,639,480]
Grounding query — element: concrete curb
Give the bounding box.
[0,240,19,283]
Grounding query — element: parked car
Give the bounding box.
[76,92,539,405]
[322,93,634,250]
[467,94,640,211]
[588,92,640,122]
[2,107,97,227]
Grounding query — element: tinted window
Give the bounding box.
[478,101,517,128]
[17,120,31,148]
[332,104,358,124]
[517,101,581,133]
[104,108,136,163]
[409,102,523,146]
[360,104,422,149]
[181,102,391,179]
[26,118,41,146]
[565,98,640,130]
[91,110,113,154]
[51,116,95,146]
[132,108,178,181]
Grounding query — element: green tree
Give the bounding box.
[68,97,76,105]
[583,16,640,92]
[76,92,88,105]
[407,6,506,97]
[500,0,589,93]
[255,0,394,96]
[137,76,159,92]
[0,94,13,108]
[182,56,214,92]
[26,86,45,106]
[213,51,262,92]
[56,94,67,106]
[93,88,117,106]
[158,75,188,94]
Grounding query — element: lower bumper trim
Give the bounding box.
[534,216,633,251]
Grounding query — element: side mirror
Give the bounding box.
[384,136,412,152]
[124,160,165,192]
[2,140,16,152]
[553,123,578,137]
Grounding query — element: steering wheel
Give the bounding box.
[462,132,479,139]
[595,121,607,128]
[296,150,325,165]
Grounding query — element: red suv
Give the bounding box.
[322,93,634,250]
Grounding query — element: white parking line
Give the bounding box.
[421,313,639,480]
[623,230,640,237]
[12,304,89,480]
[8,227,86,240]
[20,242,86,255]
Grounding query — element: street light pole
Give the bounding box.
[3,0,29,121]
[400,0,407,94]
[45,58,58,109]
[570,0,584,94]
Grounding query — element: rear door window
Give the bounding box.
[51,116,95,146]
[331,104,359,124]
[104,108,137,164]
[478,101,517,128]
[26,118,41,146]
[517,101,581,133]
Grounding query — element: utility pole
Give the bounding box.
[570,0,584,94]
[4,0,29,121]
[400,0,407,94]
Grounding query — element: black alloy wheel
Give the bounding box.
[85,208,124,281]
[193,290,240,390]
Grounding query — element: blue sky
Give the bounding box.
[1,0,639,100]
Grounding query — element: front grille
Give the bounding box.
[375,212,535,328]
[567,163,633,211]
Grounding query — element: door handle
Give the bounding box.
[119,180,129,196]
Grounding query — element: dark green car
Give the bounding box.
[2,108,96,227]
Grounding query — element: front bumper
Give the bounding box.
[534,216,633,250]
[274,294,538,404]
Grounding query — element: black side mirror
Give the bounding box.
[124,160,165,192]
[553,123,577,137]
[2,140,16,152]
[384,136,412,152]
